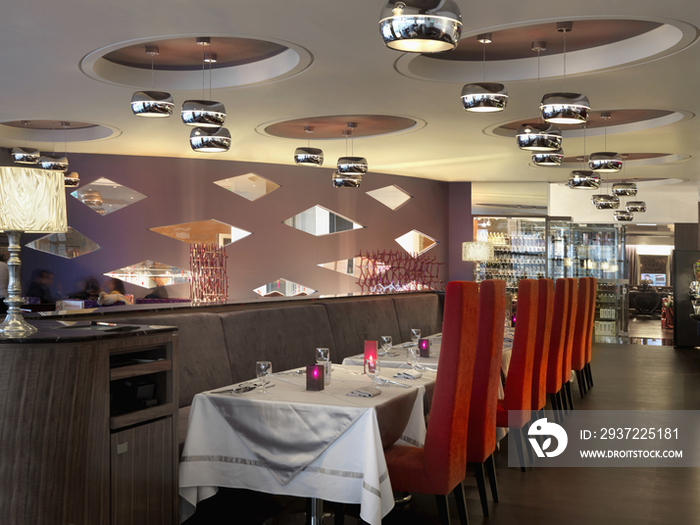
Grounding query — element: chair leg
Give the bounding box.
[557,389,567,415]
[472,462,489,517]
[523,420,534,464]
[575,370,586,398]
[586,363,594,388]
[453,481,470,525]
[512,427,527,472]
[333,503,345,525]
[485,453,499,502]
[435,494,451,525]
[549,392,561,422]
[565,381,575,410]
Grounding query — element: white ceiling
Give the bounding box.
[1,0,699,214]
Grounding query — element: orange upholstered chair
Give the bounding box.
[384,281,479,525]
[584,277,597,390]
[496,279,538,470]
[466,279,506,517]
[545,278,571,422]
[530,279,554,419]
[560,278,578,413]
[571,277,592,398]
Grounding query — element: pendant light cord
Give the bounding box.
[537,49,541,122]
[563,30,567,92]
[202,49,206,99]
[209,58,213,101]
[151,55,154,90]
[482,43,486,82]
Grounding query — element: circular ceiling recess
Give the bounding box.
[487,109,690,138]
[80,34,313,89]
[260,115,424,140]
[560,153,690,167]
[395,17,699,82]
[0,119,120,143]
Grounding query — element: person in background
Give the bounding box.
[145,276,168,299]
[106,278,126,295]
[26,269,55,304]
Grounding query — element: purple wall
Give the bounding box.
[20,153,459,301]
[448,181,473,282]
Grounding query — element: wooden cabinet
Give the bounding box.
[0,323,178,525]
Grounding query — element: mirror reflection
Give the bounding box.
[317,257,391,278]
[150,219,251,247]
[283,205,363,236]
[104,260,191,289]
[70,177,147,215]
[253,278,316,297]
[395,229,438,256]
[213,173,280,201]
[366,185,412,211]
[25,226,102,259]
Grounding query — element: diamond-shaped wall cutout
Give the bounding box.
[25,227,102,259]
[395,230,438,256]
[150,219,251,247]
[366,185,413,211]
[104,260,191,289]
[283,205,363,236]
[317,257,391,279]
[253,278,317,297]
[213,173,280,201]
[70,177,147,215]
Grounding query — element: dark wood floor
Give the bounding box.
[185,342,700,525]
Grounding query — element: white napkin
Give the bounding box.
[347,386,382,397]
[394,370,423,380]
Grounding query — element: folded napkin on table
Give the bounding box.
[347,386,382,397]
[394,370,423,380]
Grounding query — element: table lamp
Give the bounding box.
[461,241,495,262]
[0,167,67,337]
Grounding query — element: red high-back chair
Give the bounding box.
[545,279,571,421]
[560,278,578,412]
[496,279,538,471]
[571,277,592,398]
[383,281,479,525]
[466,279,506,517]
[530,279,554,417]
[584,277,597,390]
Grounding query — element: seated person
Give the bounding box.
[97,278,133,306]
[26,270,55,304]
[66,276,101,301]
[145,277,169,299]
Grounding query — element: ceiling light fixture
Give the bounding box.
[38,121,69,172]
[626,201,647,213]
[379,0,463,53]
[131,46,174,118]
[294,126,324,166]
[12,121,40,165]
[333,124,366,188]
[516,122,562,151]
[614,211,633,222]
[611,182,637,196]
[532,149,564,166]
[182,37,227,129]
[589,112,622,172]
[461,34,508,113]
[591,194,620,210]
[567,170,600,189]
[189,127,231,153]
[540,22,591,125]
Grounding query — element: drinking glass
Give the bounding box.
[379,335,392,357]
[365,357,381,387]
[316,348,331,386]
[411,328,421,344]
[407,345,419,370]
[256,361,272,394]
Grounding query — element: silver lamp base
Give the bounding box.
[0,231,37,338]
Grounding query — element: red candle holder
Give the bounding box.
[306,364,325,391]
[364,340,378,374]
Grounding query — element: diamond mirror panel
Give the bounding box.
[283,205,363,236]
[366,185,413,210]
[253,278,316,297]
[70,177,147,215]
[150,219,251,247]
[395,230,438,256]
[104,260,191,289]
[25,226,102,259]
[317,257,391,278]
[213,172,280,201]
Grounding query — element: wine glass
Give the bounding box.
[365,357,381,387]
[411,328,421,344]
[407,345,419,370]
[256,361,272,394]
[379,335,392,357]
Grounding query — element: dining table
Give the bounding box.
[178,364,437,525]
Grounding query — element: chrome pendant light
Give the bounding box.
[540,22,591,125]
[181,38,227,128]
[591,194,620,210]
[589,112,622,172]
[333,125,366,188]
[294,126,324,166]
[532,149,564,166]
[461,34,508,113]
[626,201,647,213]
[612,182,637,196]
[614,211,634,222]
[64,172,80,187]
[190,127,231,153]
[379,0,462,53]
[567,170,600,189]
[12,121,40,164]
[131,46,174,118]
[39,121,69,172]
[516,122,562,151]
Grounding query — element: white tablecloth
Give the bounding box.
[179,366,435,525]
